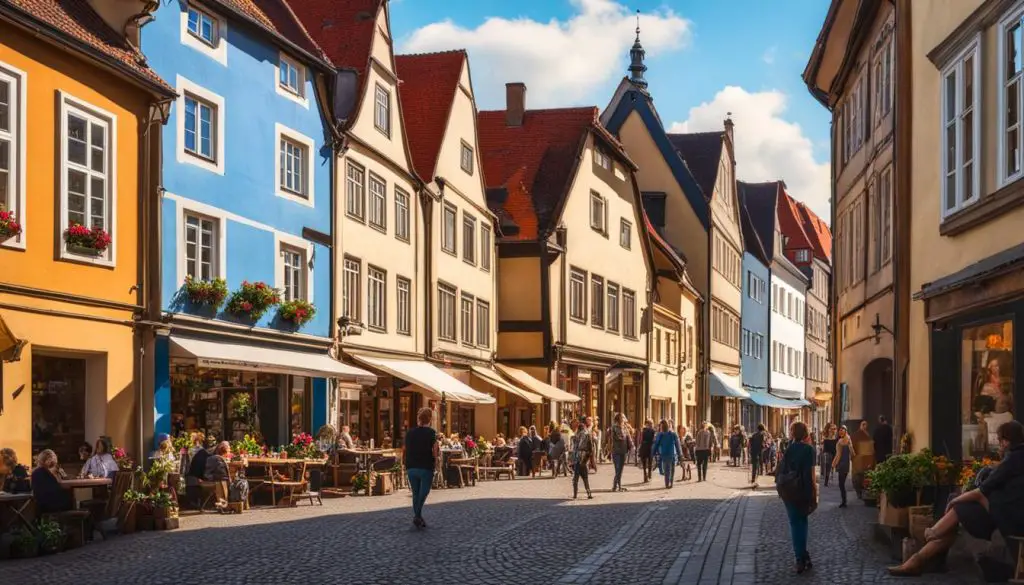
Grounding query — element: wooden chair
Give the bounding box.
[267,463,306,507]
[371,457,397,495]
[531,451,548,478]
[197,480,227,512]
[297,468,324,506]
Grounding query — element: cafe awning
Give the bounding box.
[710,371,750,399]
[351,354,496,404]
[745,390,803,409]
[495,363,581,402]
[0,314,25,361]
[169,335,376,385]
[470,365,543,404]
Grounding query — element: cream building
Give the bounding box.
[906,0,1024,460]
[295,0,495,444]
[481,83,650,428]
[804,0,900,439]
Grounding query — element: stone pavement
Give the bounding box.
[2,461,989,584]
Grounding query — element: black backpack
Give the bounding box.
[775,448,810,505]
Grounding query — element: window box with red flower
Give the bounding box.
[278,299,316,327]
[64,222,111,256]
[0,208,22,242]
[226,280,280,320]
[183,276,228,308]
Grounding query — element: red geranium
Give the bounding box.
[0,209,22,240]
[64,222,111,252]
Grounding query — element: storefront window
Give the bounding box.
[170,363,281,445]
[962,320,1015,458]
[31,355,86,464]
[289,376,307,438]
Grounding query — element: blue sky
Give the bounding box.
[391,0,833,220]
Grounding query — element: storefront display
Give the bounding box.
[31,355,86,463]
[961,320,1015,457]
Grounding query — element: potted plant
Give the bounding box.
[64,222,111,256]
[112,446,134,470]
[37,518,65,555]
[288,433,314,459]
[351,473,369,495]
[183,275,228,308]
[230,434,263,459]
[10,528,38,559]
[868,452,935,527]
[0,207,22,241]
[226,280,280,320]
[119,489,147,533]
[151,491,179,530]
[278,299,316,327]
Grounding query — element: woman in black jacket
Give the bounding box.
[890,420,1024,576]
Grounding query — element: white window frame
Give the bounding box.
[396,276,411,336]
[180,6,227,65]
[873,34,893,126]
[273,232,313,304]
[342,256,362,322]
[460,141,474,175]
[594,146,612,170]
[569,268,587,323]
[438,283,457,342]
[279,244,306,302]
[276,52,308,108]
[367,265,386,332]
[623,289,637,339]
[607,282,620,334]
[345,160,366,221]
[374,83,391,137]
[183,211,221,282]
[176,202,227,285]
[590,191,606,233]
[480,224,492,271]
[59,92,116,266]
[395,187,410,243]
[619,218,631,249]
[176,76,225,175]
[462,213,476,265]
[591,275,605,329]
[1001,8,1024,186]
[940,38,981,219]
[368,172,387,231]
[274,124,315,206]
[0,61,26,250]
[460,292,475,346]
[442,203,457,255]
[476,299,491,349]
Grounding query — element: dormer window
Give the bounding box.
[795,249,810,263]
[595,146,611,170]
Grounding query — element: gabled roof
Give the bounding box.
[739,195,770,266]
[394,50,466,181]
[667,131,723,202]
[479,107,631,242]
[737,181,779,258]
[776,186,814,257]
[1,0,174,96]
[216,0,332,68]
[795,201,832,261]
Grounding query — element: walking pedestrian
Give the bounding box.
[749,424,767,484]
[405,407,439,529]
[548,427,568,477]
[653,420,682,488]
[590,417,601,471]
[571,416,595,499]
[606,413,634,492]
[831,425,855,507]
[694,422,713,482]
[873,415,894,464]
[776,421,818,574]
[638,419,656,483]
[821,423,837,487]
[729,427,742,467]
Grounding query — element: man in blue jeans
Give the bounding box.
[606,413,634,492]
[404,407,439,529]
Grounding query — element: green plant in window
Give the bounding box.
[226,280,280,320]
[183,275,228,307]
[278,299,316,326]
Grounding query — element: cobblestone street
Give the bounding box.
[3,462,984,584]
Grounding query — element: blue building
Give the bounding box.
[739,189,771,430]
[143,0,373,449]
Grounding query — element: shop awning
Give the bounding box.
[169,336,376,385]
[746,390,804,409]
[0,314,25,361]
[470,365,543,404]
[813,389,833,403]
[495,363,581,402]
[351,355,496,404]
[710,371,750,399]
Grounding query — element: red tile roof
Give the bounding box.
[478,107,598,241]
[644,211,686,273]
[394,51,466,181]
[2,0,174,95]
[668,131,723,201]
[795,201,832,261]
[218,0,332,66]
[777,185,814,259]
[290,0,382,102]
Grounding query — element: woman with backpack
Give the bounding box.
[776,421,818,574]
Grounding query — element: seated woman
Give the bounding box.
[890,420,1024,576]
[1,448,31,493]
[80,437,119,479]
[32,449,73,515]
[204,441,247,509]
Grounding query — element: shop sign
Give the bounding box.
[337,388,361,401]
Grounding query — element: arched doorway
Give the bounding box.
[862,358,894,429]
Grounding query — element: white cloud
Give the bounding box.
[762,46,777,65]
[669,86,831,223]
[400,0,690,109]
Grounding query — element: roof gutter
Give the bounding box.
[0,4,176,99]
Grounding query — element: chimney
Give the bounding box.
[724,112,734,143]
[505,82,526,127]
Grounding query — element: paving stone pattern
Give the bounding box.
[1,462,988,584]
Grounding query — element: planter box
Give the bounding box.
[66,243,103,257]
[372,472,394,496]
[137,514,155,531]
[155,517,180,531]
[879,493,910,528]
[118,505,137,534]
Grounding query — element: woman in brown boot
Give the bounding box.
[889,420,1024,577]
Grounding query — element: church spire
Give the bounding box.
[628,9,648,89]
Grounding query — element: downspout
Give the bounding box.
[423,182,437,361]
[829,116,840,427]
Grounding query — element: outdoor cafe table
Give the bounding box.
[240,458,326,506]
[340,449,395,496]
[59,478,112,509]
[0,492,34,535]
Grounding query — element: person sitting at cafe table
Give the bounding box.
[80,437,119,479]
[78,442,92,465]
[151,433,178,466]
[32,449,73,515]
[1,447,31,493]
[339,425,355,450]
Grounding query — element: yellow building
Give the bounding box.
[907,0,1024,459]
[0,0,173,465]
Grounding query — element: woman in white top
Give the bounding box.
[79,437,118,479]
